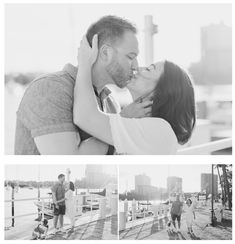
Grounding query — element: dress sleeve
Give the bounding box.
[108,114,178,155]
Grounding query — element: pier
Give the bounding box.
[5,193,118,240]
[119,202,232,240]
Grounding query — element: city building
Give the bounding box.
[189,22,232,86]
[167,176,182,194]
[201,173,218,196]
[135,174,151,193]
[85,165,105,188]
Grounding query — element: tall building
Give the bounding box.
[189,22,232,85]
[135,174,151,195]
[135,174,151,192]
[167,176,182,194]
[85,165,105,188]
[201,173,218,195]
[134,174,161,200]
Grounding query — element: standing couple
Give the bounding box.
[15,15,196,155]
[170,195,196,235]
[51,173,75,234]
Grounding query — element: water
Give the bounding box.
[4,187,104,228]
[5,187,51,228]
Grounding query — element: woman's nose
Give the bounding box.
[131,59,139,71]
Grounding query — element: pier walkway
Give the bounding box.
[5,208,117,240]
[119,207,232,240]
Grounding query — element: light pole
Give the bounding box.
[144,15,158,66]
[211,164,215,226]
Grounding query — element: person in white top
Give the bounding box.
[185,198,196,235]
[58,181,76,232]
[65,182,76,232]
[73,35,196,155]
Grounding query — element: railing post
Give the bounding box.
[132,199,136,223]
[164,205,168,218]
[41,199,45,221]
[119,211,126,231]
[151,204,159,221]
[124,199,128,221]
[99,198,107,219]
[111,196,117,216]
[90,194,93,219]
[11,185,15,227]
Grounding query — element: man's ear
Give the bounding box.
[99,44,114,63]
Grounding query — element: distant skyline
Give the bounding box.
[5,3,231,72]
[119,164,217,193]
[5,164,117,182]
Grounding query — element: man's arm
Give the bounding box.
[51,191,58,208]
[34,131,108,155]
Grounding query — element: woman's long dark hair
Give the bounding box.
[69,181,75,192]
[152,61,196,145]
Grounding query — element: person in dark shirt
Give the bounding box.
[170,195,183,232]
[51,174,66,234]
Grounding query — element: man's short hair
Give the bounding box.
[86,15,137,48]
[58,174,65,179]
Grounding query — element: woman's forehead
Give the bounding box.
[151,61,164,69]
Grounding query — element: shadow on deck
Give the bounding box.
[47,215,118,240]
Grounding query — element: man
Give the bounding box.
[170,195,183,232]
[51,174,66,234]
[15,15,147,155]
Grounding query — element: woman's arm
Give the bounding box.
[73,35,114,145]
[56,198,66,204]
[73,35,153,145]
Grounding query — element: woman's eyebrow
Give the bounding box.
[149,63,156,69]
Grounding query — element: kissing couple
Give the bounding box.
[15,15,196,155]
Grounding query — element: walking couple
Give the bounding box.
[15,15,196,155]
[51,173,75,234]
[170,195,196,235]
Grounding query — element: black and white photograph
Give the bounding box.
[4,164,118,240]
[5,3,232,155]
[119,164,232,240]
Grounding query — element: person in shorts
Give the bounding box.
[170,194,183,232]
[51,174,66,234]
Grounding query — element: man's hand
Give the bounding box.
[120,99,153,118]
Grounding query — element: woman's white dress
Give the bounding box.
[65,189,75,227]
[108,114,178,155]
[185,204,194,227]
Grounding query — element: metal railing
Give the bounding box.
[119,201,170,230]
[177,138,232,155]
[5,193,117,224]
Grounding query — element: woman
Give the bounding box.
[65,182,75,231]
[56,181,76,232]
[73,35,196,154]
[185,198,196,235]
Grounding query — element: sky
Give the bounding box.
[119,164,217,193]
[5,3,232,73]
[5,164,117,182]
